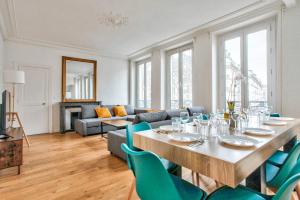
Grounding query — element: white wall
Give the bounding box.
[281,1,300,117]
[192,33,213,112]
[131,2,300,118]
[4,41,129,133]
[0,31,4,96]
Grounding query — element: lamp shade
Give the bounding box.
[4,70,25,84]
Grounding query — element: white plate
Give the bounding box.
[270,117,295,121]
[263,121,287,126]
[244,128,275,136]
[218,135,259,147]
[168,133,199,142]
[159,125,178,132]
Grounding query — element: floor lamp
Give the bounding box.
[4,70,30,147]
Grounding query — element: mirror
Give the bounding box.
[62,56,97,102]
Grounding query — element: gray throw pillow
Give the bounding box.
[81,105,98,119]
[134,111,168,124]
[125,105,135,115]
[187,106,206,116]
[166,109,188,119]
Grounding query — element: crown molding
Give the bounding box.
[128,0,283,58]
[0,0,128,60]
[6,36,128,60]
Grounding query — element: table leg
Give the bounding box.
[18,165,21,174]
[284,136,297,152]
[246,162,266,193]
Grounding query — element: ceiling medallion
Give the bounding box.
[98,12,128,28]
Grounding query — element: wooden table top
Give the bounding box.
[101,119,132,128]
[133,119,300,187]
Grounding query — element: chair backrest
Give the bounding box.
[270,113,281,117]
[273,162,300,200]
[125,122,152,172]
[268,142,300,188]
[121,143,182,200]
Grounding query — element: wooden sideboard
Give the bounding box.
[0,128,23,174]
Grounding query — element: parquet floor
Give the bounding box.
[0,132,216,200]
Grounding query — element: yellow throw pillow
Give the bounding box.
[95,107,112,118]
[113,105,128,117]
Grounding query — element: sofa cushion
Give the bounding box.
[150,120,172,129]
[187,106,206,116]
[134,111,168,124]
[95,107,112,118]
[82,116,128,128]
[113,105,128,117]
[166,109,188,119]
[125,105,135,115]
[81,105,98,119]
[102,105,116,116]
[126,115,136,122]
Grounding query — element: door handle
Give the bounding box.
[42,103,46,106]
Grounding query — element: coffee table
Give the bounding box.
[100,120,132,136]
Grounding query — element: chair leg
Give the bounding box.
[196,173,200,187]
[127,179,135,200]
[191,171,200,186]
[191,171,197,185]
[291,191,298,200]
[295,182,300,198]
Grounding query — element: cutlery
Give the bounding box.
[188,139,204,147]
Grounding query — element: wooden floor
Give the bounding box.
[0,132,216,200]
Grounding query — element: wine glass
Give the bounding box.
[180,111,190,132]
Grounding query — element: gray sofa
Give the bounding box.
[74,104,148,136]
[107,106,206,160]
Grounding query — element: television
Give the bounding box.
[0,90,10,139]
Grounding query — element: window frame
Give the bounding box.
[165,44,193,109]
[217,19,276,110]
[135,58,152,108]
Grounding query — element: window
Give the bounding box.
[166,45,193,109]
[218,20,275,110]
[136,59,151,108]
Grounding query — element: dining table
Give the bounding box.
[133,118,300,193]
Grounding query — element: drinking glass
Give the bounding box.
[171,117,181,133]
[264,106,272,121]
[193,113,203,124]
[219,118,230,136]
[200,116,210,140]
[180,111,190,132]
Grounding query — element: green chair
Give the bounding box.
[121,143,207,200]
[125,122,179,175]
[267,113,300,167]
[206,161,300,200]
[266,142,300,189]
[125,122,180,199]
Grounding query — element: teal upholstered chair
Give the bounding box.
[207,174,300,200]
[266,142,300,190]
[206,161,300,200]
[125,122,180,199]
[267,113,300,167]
[121,143,207,200]
[125,122,179,175]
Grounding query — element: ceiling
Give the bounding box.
[0,0,278,58]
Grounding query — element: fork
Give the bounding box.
[188,139,204,147]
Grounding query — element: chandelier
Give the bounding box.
[98,12,128,28]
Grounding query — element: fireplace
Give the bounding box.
[59,101,101,133]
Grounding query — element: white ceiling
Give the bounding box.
[0,0,278,58]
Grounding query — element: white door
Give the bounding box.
[17,65,50,135]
